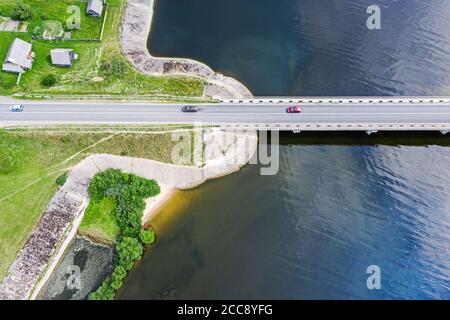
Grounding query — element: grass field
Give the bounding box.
[0,126,198,281]
[0,0,205,97]
[79,197,119,243]
[0,0,103,39]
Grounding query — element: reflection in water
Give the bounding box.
[119,141,450,299]
[135,0,450,299]
[149,0,450,96]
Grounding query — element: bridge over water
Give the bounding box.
[1,97,450,133]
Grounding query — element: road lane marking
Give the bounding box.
[3,112,450,116]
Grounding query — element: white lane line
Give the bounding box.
[4,112,450,116]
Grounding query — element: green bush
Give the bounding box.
[12,3,32,21]
[110,266,127,290]
[117,237,143,271]
[140,229,156,245]
[89,169,160,238]
[55,171,68,186]
[88,277,115,300]
[88,169,160,300]
[41,74,57,87]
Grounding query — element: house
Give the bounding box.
[86,0,104,17]
[2,38,34,74]
[50,49,77,67]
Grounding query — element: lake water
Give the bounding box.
[116,0,450,299]
[118,134,450,299]
[148,0,450,96]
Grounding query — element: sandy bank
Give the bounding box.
[120,0,253,99]
[0,129,257,300]
[142,184,176,225]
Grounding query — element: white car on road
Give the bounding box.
[9,104,24,112]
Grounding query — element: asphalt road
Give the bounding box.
[2,102,450,126]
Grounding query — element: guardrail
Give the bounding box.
[218,123,450,134]
[218,97,450,104]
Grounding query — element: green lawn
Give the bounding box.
[0,129,108,280]
[0,0,205,97]
[0,32,19,89]
[0,127,198,281]
[79,197,119,243]
[0,0,103,39]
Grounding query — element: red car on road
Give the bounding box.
[286,106,303,113]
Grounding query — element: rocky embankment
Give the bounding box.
[0,129,257,300]
[121,0,253,99]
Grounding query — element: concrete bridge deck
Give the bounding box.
[2,98,450,132]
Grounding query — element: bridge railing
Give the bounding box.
[217,123,450,134]
[218,96,450,104]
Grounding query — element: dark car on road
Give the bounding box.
[182,105,199,113]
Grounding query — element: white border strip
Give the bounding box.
[220,97,450,104]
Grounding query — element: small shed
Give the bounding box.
[50,49,77,67]
[86,0,104,17]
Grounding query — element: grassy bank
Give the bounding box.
[79,197,119,244]
[0,0,205,98]
[86,169,159,300]
[0,126,198,281]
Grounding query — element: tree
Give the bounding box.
[86,170,161,299]
[41,74,57,87]
[110,266,127,290]
[12,2,32,21]
[88,277,115,300]
[116,237,143,271]
[140,229,156,245]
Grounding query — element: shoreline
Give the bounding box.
[0,129,258,300]
[30,197,88,300]
[142,184,176,226]
[120,0,253,99]
[36,235,115,300]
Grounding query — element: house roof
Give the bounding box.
[3,38,33,70]
[50,49,74,66]
[2,62,24,73]
[87,0,103,16]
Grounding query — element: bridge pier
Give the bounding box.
[366,129,378,135]
[440,129,449,135]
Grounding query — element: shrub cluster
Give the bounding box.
[88,169,160,238]
[12,2,32,21]
[140,229,156,245]
[41,74,57,87]
[55,171,68,186]
[88,169,160,300]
